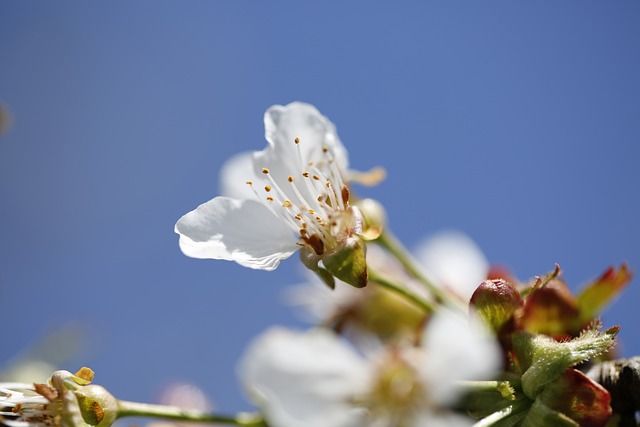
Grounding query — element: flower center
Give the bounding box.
[366,352,426,422]
[247,138,357,256]
[0,385,62,427]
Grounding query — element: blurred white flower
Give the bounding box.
[148,382,215,427]
[286,244,427,341]
[238,310,501,427]
[415,230,489,303]
[175,102,363,271]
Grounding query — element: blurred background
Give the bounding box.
[1,1,639,414]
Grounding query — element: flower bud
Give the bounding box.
[354,198,386,240]
[470,279,522,335]
[75,385,119,427]
[521,279,580,338]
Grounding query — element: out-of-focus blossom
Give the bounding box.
[415,230,489,303]
[286,244,427,341]
[238,310,501,427]
[175,102,365,284]
[148,382,215,427]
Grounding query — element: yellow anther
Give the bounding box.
[282,200,292,208]
[317,195,323,202]
[322,146,329,153]
[308,209,315,214]
[326,180,331,188]
[295,137,300,144]
[313,175,320,180]
[288,176,294,182]
[262,168,270,174]
[266,197,274,202]
[301,223,308,228]
[246,181,253,185]
[264,185,272,192]
[299,228,307,235]
[302,171,310,177]
[295,214,303,220]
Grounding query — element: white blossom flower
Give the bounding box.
[175,102,363,272]
[1,382,54,427]
[238,310,501,427]
[0,369,116,427]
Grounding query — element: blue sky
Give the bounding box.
[1,1,639,413]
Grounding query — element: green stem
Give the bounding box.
[456,380,516,400]
[368,268,435,313]
[117,400,267,426]
[376,229,464,310]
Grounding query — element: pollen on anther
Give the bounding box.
[299,228,307,235]
[302,171,310,177]
[313,175,320,180]
[288,176,294,182]
[308,209,315,214]
[264,185,272,192]
[317,195,323,202]
[262,168,270,174]
[322,146,329,153]
[295,137,300,144]
[301,223,308,228]
[282,200,292,208]
[266,197,274,202]
[295,214,303,220]
[246,181,253,185]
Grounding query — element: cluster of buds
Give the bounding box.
[469,264,632,425]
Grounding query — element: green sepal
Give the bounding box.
[513,322,618,399]
[521,399,578,427]
[321,238,367,288]
[300,249,335,289]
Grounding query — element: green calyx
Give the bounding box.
[513,322,618,399]
[300,237,368,289]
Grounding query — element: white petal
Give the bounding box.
[219,151,261,199]
[238,327,371,427]
[419,310,501,406]
[175,197,298,271]
[415,230,489,303]
[255,102,349,185]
